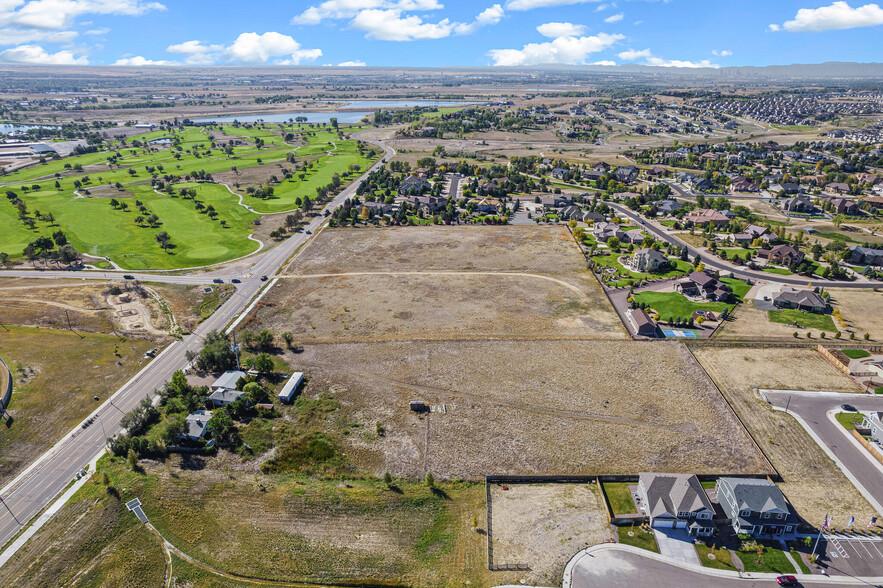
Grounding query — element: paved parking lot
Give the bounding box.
[817,534,883,578]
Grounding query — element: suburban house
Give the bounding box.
[550,167,568,180]
[626,308,657,337]
[848,246,883,266]
[409,195,447,213]
[632,248,669,273]
[656,200,683,216]
[716,478,796,538]
[615,165,639,183]
[861,412,883,444]
[828,197,859,215]
[744,225,769,240]
[674,271,732,302]
[637,473,715,536]
[731,179,759,193]
[208,389,245,408]
[362,201,392,215]
[772,287,828,314]
[468,197,502,213]
[622,229,646,245]
[594,221,625,243]
[211,370,245,392]
[181,410,213,441]
[761,244,805,266]
[399,175,431,195]
[582,170,605,181]
[781,195,815,214]
[560,205,604,223]
[685,209,730,228]
[278,372,304,403]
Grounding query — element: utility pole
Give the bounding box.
[232,330,241,370]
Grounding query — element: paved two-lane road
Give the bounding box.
[0,137,395,552]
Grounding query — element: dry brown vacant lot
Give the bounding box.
[283,225,587,275]
[490,482,612,585]
[288,340,770,479]
[827,288,883,341]
[693,347,875,525]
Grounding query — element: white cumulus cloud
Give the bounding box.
[453,4,504,34]
[536,21,585,37]
[488,31,623,66]
[0,43,87,64]
[617,47,651,60]
[351,9,453,40]
[604,12,623,22]
[0,27,77,45]
[166,39,224,64]
[292,0,442,25]
[712,49,732,56]
[505,0,601,10]
[772,1,883,32]
[114,55,175,65]
[592,59,616,65]
[224,32,322,64]
[619,47,718,68]
[0,0,166,30]
[338,60,367,66]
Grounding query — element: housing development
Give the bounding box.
[2,25,883,588]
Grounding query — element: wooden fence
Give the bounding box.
[0,355,11,414]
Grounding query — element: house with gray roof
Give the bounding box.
[594,221,624,243]
[180,410,213,441]
[848,246,883,266]
[637,473,715,536]
[716,478,796,538]
[211,370,246,392]
[772,287,828,314]
[631,248,669,273]
[208,388,245,408]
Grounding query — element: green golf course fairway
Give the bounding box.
[1,122,377,269]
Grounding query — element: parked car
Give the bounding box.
[231,278,241,284]
[841,404,857,412]
[213,278,223,284]
[123,274,135,280]
[776,576,799,587]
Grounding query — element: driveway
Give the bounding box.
[654,528,701,565]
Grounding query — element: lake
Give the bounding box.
[193,100,480,125]
[0,123,58,134]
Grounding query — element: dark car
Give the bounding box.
[231,278,241,284]
[123,274,135,280]
[776,576,798,586]
[260,275,268,281]
[306,230,312,234]
[841,404,857,412]
[213,278,223,284]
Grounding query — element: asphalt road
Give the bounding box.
[571,546,882,588]
[0,138,395,551]
[608,203,881,289]
[763,390,883,516]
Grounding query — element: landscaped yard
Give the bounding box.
[633,291,733,322]
[790,549,811,574]
[592,252,692,283]
[735,543,797,574]
[768,309,837,332]
[843,349,871,359]
[720,278,751,301]
[762,266,793,275]
[616,525,658,553]
[696,543,738,571]
[836,411,866,431]
[602,482,636,515]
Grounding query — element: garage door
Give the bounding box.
[654,520,675,528]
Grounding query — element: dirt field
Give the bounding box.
[693,347,875,525]
[147,282,234,334]
[692,346,857,392]
[827,288,883,341]
[290,339,770,479]
[282,225,587,275]
[252,272,624,342]
[490,482,612,584]
[715,302,836,341]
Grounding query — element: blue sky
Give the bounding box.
[0,1,881,67]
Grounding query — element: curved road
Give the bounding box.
[0,136,395,552]
[608,202,881,289]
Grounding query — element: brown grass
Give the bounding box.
[490,483,612,584]
[827,288,883,341]
[693,346,876,525]
[288,339,770,480]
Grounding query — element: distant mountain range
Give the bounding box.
[536,62,883,80]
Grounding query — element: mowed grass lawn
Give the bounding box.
[616,525,658,553]
[633,291,734,322]
[735,543,797,574]
[696,544,738,571]
[602,482,637,514]
[0,124,376,268]
[768,309,837,332]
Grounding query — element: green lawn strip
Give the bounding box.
[700,481,717,489]
[767,309,837,332]
[735,542,797,574]
[762,266,793,275]
[616,525,659,553]
[720,278,751,301]
[843,349,870,359]
[876,387,883,395]
[634,291,733,323]
[790,549,812,574]
[835,412,865,431]
[696,544,738,571]
[602,482,636,515]
[593,252,691,280]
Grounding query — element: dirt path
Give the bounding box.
[1,297,109,313]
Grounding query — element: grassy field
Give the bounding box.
[0,123,376,269]
[617,525,658,553]
[602,482,636,514]
[0,326,154,486]
[634,291,733,322]
[768,309,837,332]
[693,347,875,526]
[835,411,865,430]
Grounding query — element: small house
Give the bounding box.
[211,370,246,392]
[637,473,715,536]
[181,410,213,441]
